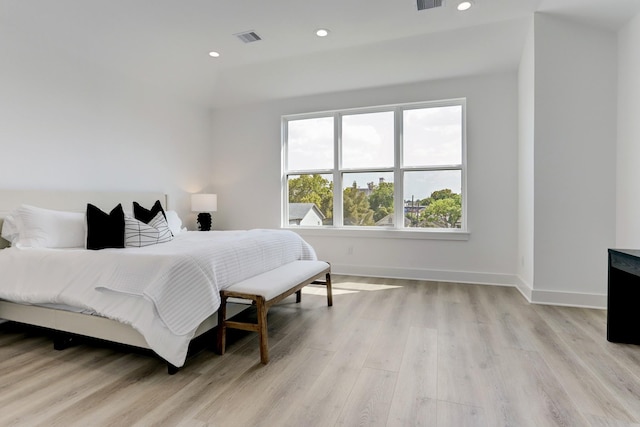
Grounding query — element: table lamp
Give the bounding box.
[191,193,217,231]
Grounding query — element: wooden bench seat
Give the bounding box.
[216,260,332,364]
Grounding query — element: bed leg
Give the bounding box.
[295,289,302,303]
[326,272,333,307]
[167,363,179,375]
[53,333,77,350]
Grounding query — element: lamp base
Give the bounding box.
[197,212,212,231]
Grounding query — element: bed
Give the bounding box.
[0,189,324,373]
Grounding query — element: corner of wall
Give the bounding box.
[514,275,533,303]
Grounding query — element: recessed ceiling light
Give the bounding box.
[316,28,329,37]
[208,51,220,58]
[457,1,472,11]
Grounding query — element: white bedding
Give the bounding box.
[0,229,316,367]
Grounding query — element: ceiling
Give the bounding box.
[2,0,640,108]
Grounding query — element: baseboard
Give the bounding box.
[330,264,607,309]
[530,289,606,309]
[514,276,533,302]
[331,263,517,287]
[514,275,606,309]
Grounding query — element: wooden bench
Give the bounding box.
[216,260,332,364]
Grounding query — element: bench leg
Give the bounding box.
[256,296,269,364]
[216,294,228,355]
[326,272,333,307]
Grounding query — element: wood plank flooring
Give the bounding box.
[1,276,639,426]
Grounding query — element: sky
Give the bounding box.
[287,104,462,201]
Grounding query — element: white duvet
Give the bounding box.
[0,230,316,367]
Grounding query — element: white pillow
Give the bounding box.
[13,205,85,249]
[1,214,20,244]
[165,210,183,236]
[124,212,173,247]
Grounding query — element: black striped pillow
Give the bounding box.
[124,212,173,248]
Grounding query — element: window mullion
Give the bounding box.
[461,99,468,230]
[394,107,404,230]
[281,119,289,228]
[333,112,343,227]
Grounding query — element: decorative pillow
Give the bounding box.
[1,214,20,244]
[9,205,85,248]
[125,212,173,247]
[86,203,125,250]
[165,210,183,236]
[133,200,167,223]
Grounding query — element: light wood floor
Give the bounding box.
[1,276,640,427]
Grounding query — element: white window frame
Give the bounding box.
[281,98,469,240]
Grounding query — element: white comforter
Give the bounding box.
[0,230,316,366]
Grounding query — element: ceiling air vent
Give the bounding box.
[417,0,443,11]
[234,31,262,43]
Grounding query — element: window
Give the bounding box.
[282,99,466,232]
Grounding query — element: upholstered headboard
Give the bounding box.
[0,190,167,249]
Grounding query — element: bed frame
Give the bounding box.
[0,189,247,374]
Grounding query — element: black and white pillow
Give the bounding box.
[125,211,173,247]
[133,200,167,223]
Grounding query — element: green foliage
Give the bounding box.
[288,174,333,220]
[288,176,404,226]
[417,189,455,206]
[429,189,456,201]
[343,183,375,226]
[419,189,462,228]
[369,181,394,222]
[373,206,393,223]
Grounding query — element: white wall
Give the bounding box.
[517,18,536,298]
[617,12,640,248]
[0,26,213,228]
[531,14,617,307]
[211,72,519,284]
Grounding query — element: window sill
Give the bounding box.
[284,227,470,241]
